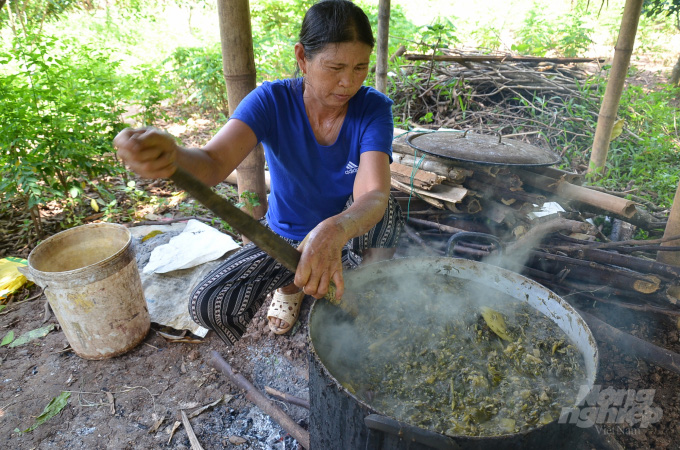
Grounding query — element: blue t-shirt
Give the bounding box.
[230,78,394,240]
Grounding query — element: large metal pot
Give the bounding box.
[308,257,598,449]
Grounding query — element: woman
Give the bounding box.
[114,0,403,345]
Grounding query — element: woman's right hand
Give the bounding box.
[113,127,179,179]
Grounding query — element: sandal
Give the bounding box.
[267,289,305,335]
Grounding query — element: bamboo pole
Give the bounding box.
[516,169,637,218]
[403,54,606,64]
[375,0,390,94]
[217,0,268,223]
[588,0,643,177]
[657,178,680,266]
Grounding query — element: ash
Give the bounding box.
[207,343,309,449]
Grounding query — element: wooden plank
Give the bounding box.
[391,179,444,209]
[391,179,467,205]
[390,162,444,190]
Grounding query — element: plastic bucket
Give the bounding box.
[27,223,150,360]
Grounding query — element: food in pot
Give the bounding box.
[315,274,587,437]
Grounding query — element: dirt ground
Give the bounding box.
[2,228,680,449]
[2,65,680,449]
[0,280,313,449]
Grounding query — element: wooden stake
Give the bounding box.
[390,162,444,190]
[657,178,680,266]
[406,217,466,234]
[588,0,643,177]
[375,0,390,94]
[217,0,268,224]
[527,251,662,294]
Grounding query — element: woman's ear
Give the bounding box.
[294,43,306,74]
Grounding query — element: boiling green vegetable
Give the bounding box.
[321,275,587,438]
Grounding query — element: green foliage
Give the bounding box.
[0,32,127,212]
[594,84,680,207]
[643,0,680,21]
[250,0,314,80]
[511,3,553,56]
[120,63,174,127]
[0,0,82,33]
[554,3,593,57]
[236,190,261,217]
[471,23,504,51]
[168,45,228,113]
[511,1,593,57]
[17,391,70,433]
[416,19,460,51]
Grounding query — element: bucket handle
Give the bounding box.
[364,414,460,449]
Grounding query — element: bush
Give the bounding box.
[168,45,228,113]
[0,33,127,212]
[511,1,593,57]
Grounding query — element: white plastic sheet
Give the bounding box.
[143,219,240,274]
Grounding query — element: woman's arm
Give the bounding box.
[113,119,258,187]
[294,151,391,299]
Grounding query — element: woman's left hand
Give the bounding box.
[294,219,347,300]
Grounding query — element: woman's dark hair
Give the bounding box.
[299,0,375,60]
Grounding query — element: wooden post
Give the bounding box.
[587,0,643,178]
[658,178,680,266]
[216,0,268,223]
[374,0,390,94]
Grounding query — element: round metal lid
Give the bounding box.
[406,131,561,167]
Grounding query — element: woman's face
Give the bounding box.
[296,41,372,109]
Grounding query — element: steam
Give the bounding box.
[310,252,590,435]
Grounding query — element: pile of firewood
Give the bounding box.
[390,128,679,319]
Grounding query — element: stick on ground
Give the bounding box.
[210,351,311,449]
[265,386,310,409]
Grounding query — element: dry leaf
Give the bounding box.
[229,436,248,445]
[187,395,232,419]
[149,414,166,434]
[105,391,115,415]
[181,410,204,450]
[609,119,624,141]
[142,230,164,242]
[167,420,181,445]
[179,401,200,409]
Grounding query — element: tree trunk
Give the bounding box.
[671,54,680,86]
[217,0,268,226]
[657,178,680,266]
[374,0,390,94]
[588,0,643,178]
